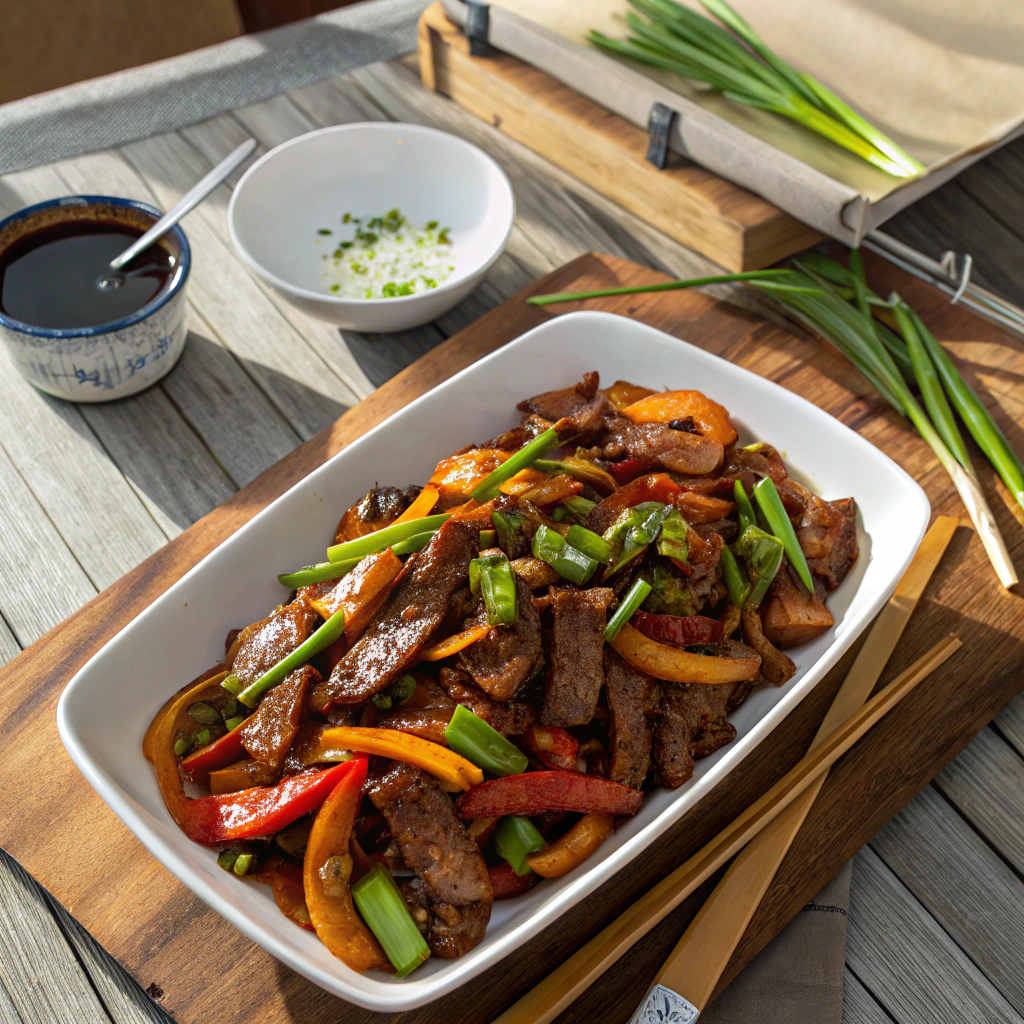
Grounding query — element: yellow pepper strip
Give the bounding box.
[610,623,761,684]
[419,623,492,662]
[526,812,614,878]
[392,484,439,525]
[316,727,484,791]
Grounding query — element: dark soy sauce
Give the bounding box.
[0,221,176,330]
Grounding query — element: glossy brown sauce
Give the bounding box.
[0,221,176,330]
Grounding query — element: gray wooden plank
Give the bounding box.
[78,387,236,538]
[48,901,170,1024]
[934,725,1024,875]
[846,846,1023,1024]
[844,968,896,1024]
[870,784,1024,1015]
[0,346,168,586]
[0,617,21,670]
[994,693,1024,760]
[0,853,111,1024]
[0,440,97,646]
[0,978,22,1024]
[116,131,359,438]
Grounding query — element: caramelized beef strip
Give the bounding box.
[438,667,536,736]
[517,371,599,420]
[367,762,492,959]
[510,557,562,590]
[540,587,615,727]
[594,416,724,476]
[652,681,742,789]
[604,649,656,790]
[742,603,796,685]
[376,679,455,745]
[334,484,417,544]
[240,665,315,772]
[311,519,478,710]
[802,493,858,590]
[762,561,834,649]
[458,577,544,700]
[231,599,320,687]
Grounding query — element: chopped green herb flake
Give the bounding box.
[318,228,333,236]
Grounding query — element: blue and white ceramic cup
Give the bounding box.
[0,196,190,402]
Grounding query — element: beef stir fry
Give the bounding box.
[144,371,858,977]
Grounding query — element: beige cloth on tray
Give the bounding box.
[701,861,853,1024]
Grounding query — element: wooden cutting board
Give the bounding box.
[417,3,824,272]
[0,252,1021,1024]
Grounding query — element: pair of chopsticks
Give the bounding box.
[494,515,960,1024]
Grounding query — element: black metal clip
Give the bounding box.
[646,101,677,170]
[465,2,492,58]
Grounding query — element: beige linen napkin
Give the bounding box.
[700,861,853,1024]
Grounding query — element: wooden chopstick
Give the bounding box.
[656,515,958,1008]
[492,633,962,1024]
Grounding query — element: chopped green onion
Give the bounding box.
[479,528,497,547]
[236,607,346,707]
[742,441,766,452]
[279,532,433,590]
[233,853,255,876]
[193,727,212,748]
[733,480,757,534]
[733,526,785,606]
[221,698,238,719]
[565,524,615,563]
[217,849,240,872]
[471,428,561,502]
[561,496,596,524]
[220,674,244,697]
[470,554,519,625]
[656,507,689,563]
[326,514,451,563]
[604,578,653,641]
[532,524,598,585]
[603,503,669,576]
[444,704,528,777]
[187,702,221,726]
[173,736,193,757]
[752,478,812,594]
[491,509,525,552]
[494,816,546,876]
[720,544,750,606]
[551,506,569,522]
[352,867,431,977]
[223,715,246,732]
[371,691,394,710]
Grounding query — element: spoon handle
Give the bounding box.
[109,138,257,270]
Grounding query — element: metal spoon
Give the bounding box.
[97,137,257,290]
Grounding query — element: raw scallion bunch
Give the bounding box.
[526,251,1021,588]
[588,0,923,179]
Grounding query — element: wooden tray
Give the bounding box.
[417,3,824,272]
[0,252,1022,1024]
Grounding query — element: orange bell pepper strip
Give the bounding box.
[604,380,655,411]
[251,855,314,931]
[497,467,550,496]
[180,719,250,786]
[430,449,511,502]
[392,484,440,524]
[309,548,403,644]
[622,389,738,446]
[419,623,492,662]
[526,813,614,878]
[142,666,229,763]
[303,756,392,972]
[591,473,682,522]
[609,623,761,684]
[313,726,484,790]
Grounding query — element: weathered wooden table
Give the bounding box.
[1,56,1023,1024]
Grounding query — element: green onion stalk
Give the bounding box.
[524,256,1019,588]
[587,0,923,179]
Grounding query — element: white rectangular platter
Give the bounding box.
[57,310,930,1012]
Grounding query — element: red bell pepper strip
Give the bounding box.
[607,458,650,486]
[180,760,363,846]
[180,722,248,786]
[592,472,682,518]
[632,610,723,649]
[524,725,581,772]
[488,861,540,900]
[456,771,642,819]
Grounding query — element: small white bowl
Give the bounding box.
[228,123,515,332]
